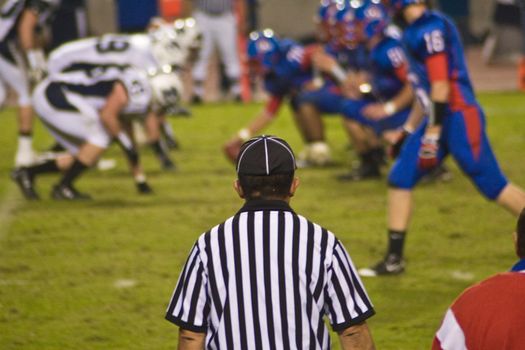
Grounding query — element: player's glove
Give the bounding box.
[389,127,412,159]
[26,49,47,84]
[417,133,440,170]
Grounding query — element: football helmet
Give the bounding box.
[150,26,185,68]
[247,29,280,70]
[174,17,203,50]
[149,72,183,114]
[384,0,425,13]
[334,2,360,48]
[355,0,390,40]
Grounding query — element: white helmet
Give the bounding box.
[150,25,185,67]
[174,17,203,50]
[149,72,184,114]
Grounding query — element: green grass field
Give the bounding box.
[0,93,524,349]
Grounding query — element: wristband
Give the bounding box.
[429,101,447,126]
[330,65,347,84]
[237,128,251,141]
[383,101,397,116]
[26,49,46,70]
[402,124,415,134]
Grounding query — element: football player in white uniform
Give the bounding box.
[46,20,201,169]
[11,66,183,200]
[0,0,60,166]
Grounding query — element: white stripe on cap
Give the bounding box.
[237,137,264,174]
[264,137,269,175]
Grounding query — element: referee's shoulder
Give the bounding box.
[295,213,339,242]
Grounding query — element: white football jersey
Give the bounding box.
[47,67,152,115]
[47,34,158,78]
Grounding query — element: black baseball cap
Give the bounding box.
[236,135,296,176]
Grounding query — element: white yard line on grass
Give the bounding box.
[0,184,22,245]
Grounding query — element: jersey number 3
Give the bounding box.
[423,30,445,54]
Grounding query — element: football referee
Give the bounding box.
[165,135,376,349]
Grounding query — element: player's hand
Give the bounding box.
[26,49,47,84]
[136,181,153,194]
[417,128,441,170]
[387,128,411,159]
[312,50,337,73]
[223,137,243,163]
[362,103,388,120]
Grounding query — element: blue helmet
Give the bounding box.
[385,0,425,13]
[334,1,359,48]
[355,0,390,40]
[247,29,281,69]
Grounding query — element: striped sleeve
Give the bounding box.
[165,242,210,333]
[324,239,375,331]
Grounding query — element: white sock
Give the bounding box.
[18,135,33,153]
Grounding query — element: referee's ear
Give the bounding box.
[289,177,300,198]
[234,180,245,199]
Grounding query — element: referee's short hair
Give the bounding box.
[236,135,296,200]
[517,208,525,258]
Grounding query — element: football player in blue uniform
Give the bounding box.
[223,29,316,162]
[359,0,525,276]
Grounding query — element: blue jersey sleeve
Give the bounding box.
[414,17,447,60]
[374,39,407,72]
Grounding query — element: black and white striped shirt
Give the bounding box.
[195,0,233,15]
[166,200,375,349]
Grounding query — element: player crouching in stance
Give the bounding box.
[11,68,182,200]
[358,0,525,276]
[223,29,332,166]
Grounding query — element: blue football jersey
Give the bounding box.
[402,10,476,111]
[369,36,408,101]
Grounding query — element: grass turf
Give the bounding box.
[0,92,524,349]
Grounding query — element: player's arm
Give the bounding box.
[338,321,376,350]
[418,27,450,169]
[223,95,283,162]
[387,99,425,158]
[177,328,205,350]
[18,7,46,81]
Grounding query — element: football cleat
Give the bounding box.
[160,156,176,171]
[337,163,381,182]
[51,184,92,201]
[11,168,39,200]
[136,181,153,194]
[358,254,405,277]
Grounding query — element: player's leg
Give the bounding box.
[144,112,175,170]
[448,106,525,215]
[191,11,214,103]
[215,12,241,101]
[0,46,36,166]
[359,122,436,276]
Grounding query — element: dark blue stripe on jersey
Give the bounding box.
[291,214,303,349]
[63,80,115,98]
[62,62,130,78]
[247,211,263,349]
[231,214,248,349]
[262,211,277,349]
[45,82,77,112]
[277,211,291,350]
